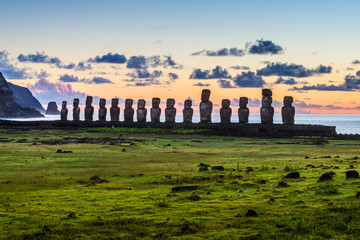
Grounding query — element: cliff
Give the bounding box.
[7,82,45,112]
[0,72,44,118]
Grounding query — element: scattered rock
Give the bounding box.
[2,180,12,184]
[295,200,304,204]
[246,167,254,173]
[258,179,267,184]
[165,175,172,179]
[334,156,340,158]
[67,212,77,219]
[269,197,275,202]
[321,155,332,158]
[333,166,340,169]
[318,173,333,182]
[325,171,336,176]
[353,156,359,160]
[89,175,109,183]
[122,148,126,152]
[306,164,316,168]
[172,185,198,192]
[211,166,224,171]
[346,170,359,179]
[56,149,62,153]
[187,193,201,201]
[305,156,309,159]
[246,209,258,217]
[138,173,144,176]
[283,172,300,179]
[349,165,355,169]
[199,166,208,172]
[190,140,202,143]
[42,225,51,233]
[356,192,360,199]
[278,181,289,187]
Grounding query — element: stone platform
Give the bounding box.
[0,120,336,138]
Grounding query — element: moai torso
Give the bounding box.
[73,98,80,121]
[260,89,274,124]
[200,89,212,123]
[282,96,295,124]
[84,96,94,121]
[60,101,68,121]
[150,97,161,123]
[238,97,249,123]
[110,98,120,121]
[183,99,193,123]
[165,98,176,123]
[124,99,134,122]
[220,99,231,123]
[137,99,147,123]
[98,98,107,121]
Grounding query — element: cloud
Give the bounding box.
[59,74,81,83]
[247,39,283,55]
[191,48,245,57]
[91,77,113,84]
[76,62,93,71]
[190,66,231,79]
[162,55,183,69]
[125,78,161,87]
[0,50,29,79]
[59,74,113,84]
[168,73,179,81]
[291,74,360,91]
[27,78,89,104]
[126,69,163,79]
[36,70,49,79]
[274,77,297,85]
[231,72,266,88]
[126,56,147,69]
[352,60,360,64]
[357,70,360,77]
[230,65,250,70]
[88,53,127,64]
[193,82,211,87]
[257,62,332,78]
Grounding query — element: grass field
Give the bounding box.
[1,127,360,239]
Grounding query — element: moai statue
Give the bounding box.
[238,97,249,123]
[165,98,176,123]
[124,99,134,122]
[98,98,107,121]
[110,98,120,121]
[60,101,68,121]
[183,99,193,123]
[220,99,232,123]
[73,98,80,121]
[84,96,94,121]
[150,97,161,123]
[200,89,212,123]
[282,96,295,124]
[260,89,274,124]
[137,99,147,123]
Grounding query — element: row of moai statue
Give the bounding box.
[60,89,295,124]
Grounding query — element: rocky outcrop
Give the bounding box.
[45,102,60,115]
[0,72,44,118]
[7,82,45,112]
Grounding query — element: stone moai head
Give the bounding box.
[284,96,293,106]
[125,99,133,109]
[262,89,272,97]
[137,99,146,109]
[201,89,211,102]
[240,97,248,108]
[99,98,106,108]
[184,99,192,109]
[86,96,93,107]
[62,101,67,109]
[73,98,79,107]
[112,98,118,107]
[167,98,175,108]
[152,97,160,108]
[222,99,230,108]
[262,96,272,107]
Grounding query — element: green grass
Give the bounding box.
[0,128,360,239]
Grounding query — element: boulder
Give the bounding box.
[346,170,359,179]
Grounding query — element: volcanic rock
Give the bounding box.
[45,102,60,115]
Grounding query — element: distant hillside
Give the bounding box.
[7,82,45,112]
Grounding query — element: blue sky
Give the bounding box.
[1,0,360,113]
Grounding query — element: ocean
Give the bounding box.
[2,113,360,134]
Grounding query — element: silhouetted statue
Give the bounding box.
[60,101,68,121]
[282,96,295,124]
[98,98,107,121]
[165,98,176,123]
[73,98,80,121]
[238,97,249,123]
[110,98,120,121]
[137,99,147,123]
[85,96,94,121]
[124,99,134,122]
[183,99,193,123]
[200,89,212,123]
[150,97,161,123]
[220,99,231,123]
[260,89,274,124]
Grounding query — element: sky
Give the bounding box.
[1,0,360,114]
